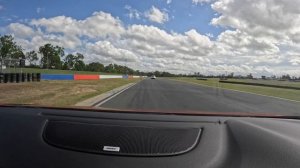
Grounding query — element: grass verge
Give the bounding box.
[226,79,300,88]
[0,79,141,106]
[168,77,300,102]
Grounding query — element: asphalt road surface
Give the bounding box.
[99,78,300,115]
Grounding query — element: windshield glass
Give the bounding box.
[0,0,299,116]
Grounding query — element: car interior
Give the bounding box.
[1,105,300,168]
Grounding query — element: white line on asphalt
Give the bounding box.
[168,79,300,103]
[94,81,139,107]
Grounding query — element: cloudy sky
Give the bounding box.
[0,0,300,76]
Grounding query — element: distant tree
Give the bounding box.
[25,50,38,66]
[100,63,134,74]
[247,73,253,79]
[73,53,84,71]
[74,60,85,71]
[63,53,84,70]
[39,44,64,69]
[104,64,116,73]
[281,74,291,80]
[75,53,84,61]
[61,62,68,70]
[85,62,104,72]
[160,71,175,77]
[0,35,23,59]
[63,54,75,70]
[228,72,234,78]
[154,71,160,77]
[271,75,277,79]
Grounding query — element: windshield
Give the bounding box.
[0,0,299,116]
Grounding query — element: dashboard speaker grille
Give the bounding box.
[43,121,201,156]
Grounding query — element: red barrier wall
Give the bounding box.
[74,74,99,80]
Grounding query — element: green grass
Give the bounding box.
[2,68,121,75]
[0,79,141,106]
[227,79,300,88]
[168,77,300,102]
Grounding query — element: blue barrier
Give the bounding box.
[41,74,140,80]
[41,74,74,80]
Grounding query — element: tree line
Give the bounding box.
[192,72,300,80]
[0,34,179,76]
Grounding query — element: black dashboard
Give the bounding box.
[1,106,300,168]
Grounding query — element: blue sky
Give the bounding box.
[0,0,223,37]
[1,0,299,76]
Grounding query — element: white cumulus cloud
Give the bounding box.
[86,41,138,62]
[30,11,125,39]
[192,0,213,5]
[36,7,44,14]
[8,23,35,38]
[145,6,169,24]
[125,5,141,20]
[3,1,300,77]
[166,0,172,4]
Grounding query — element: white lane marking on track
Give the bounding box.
[94,80,142,107]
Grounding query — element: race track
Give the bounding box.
[99,78,300,115]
